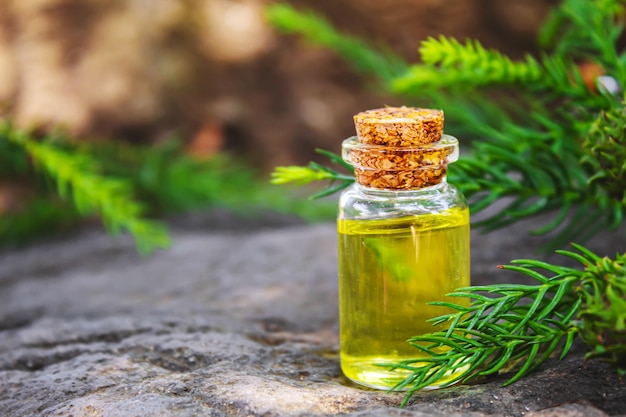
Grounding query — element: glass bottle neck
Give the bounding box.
[354,177,449,198]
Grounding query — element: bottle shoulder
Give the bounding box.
[338,182,467,220]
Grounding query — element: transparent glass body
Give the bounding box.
[337,180,470,389]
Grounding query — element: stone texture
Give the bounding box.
[0,211,625,417]
[526,400,610,417]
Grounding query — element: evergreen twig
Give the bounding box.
[0,123,339,249]
[271,149,354,199]
[266,3,407,82]
[1,122,170,254]
[388,244,625,407]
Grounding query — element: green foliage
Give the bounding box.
[81,139,256,213]
[0,134,30,177]
[576,249,626,374]
[266,3,407,82]
[539,0,625,77]
[389,244,625,406]
[271,149,354,199]
[0,122,333,253]
[393,36,543,92]
[0,197,80,246]
[1,122,170,254]
[87,139,337,221]
[582,104,626,204]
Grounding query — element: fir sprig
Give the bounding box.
[266,3,407,82]
[392,36,543,93]
[271,149,354,199]
[393,37,598,103]
[1,122,170,254]
[540,0,625,79]
[82,139,259,213]
[582,103,626,204]
[575,247,626,374]
[0,120,339,250]
[389,244,625,407]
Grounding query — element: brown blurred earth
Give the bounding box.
[0,0,557,170]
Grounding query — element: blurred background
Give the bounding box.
[0,0,557,248]
[0,0,557,167]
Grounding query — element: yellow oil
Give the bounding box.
[337,207,470,389]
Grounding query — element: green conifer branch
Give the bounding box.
[271,149,354,199]
[581,103,626,204]
[83,140,338,220]
[388,244,625,407]
[266,3,407,81]
[576,249,626,374]
[1,122,170,254]
[393,37,600,102]
[540,0,625,77]
[392,36,543,93]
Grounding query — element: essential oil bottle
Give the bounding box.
[337,107,470,390]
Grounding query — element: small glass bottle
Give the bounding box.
[337,107,470,390]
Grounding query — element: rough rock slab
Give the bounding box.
[0,213,625,417]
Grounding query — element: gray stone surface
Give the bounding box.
[0,211,625,417]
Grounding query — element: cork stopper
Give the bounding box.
[353,107,444,146]
[343,107,458,190]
